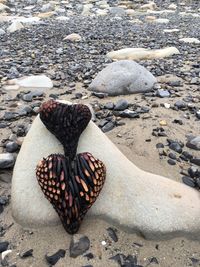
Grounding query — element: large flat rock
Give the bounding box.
[11,107,200,239]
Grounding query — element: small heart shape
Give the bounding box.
[36,152,106,234]
[39,100,92,160]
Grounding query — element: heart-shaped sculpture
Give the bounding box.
[39,100,92,160]
[36,152,106,234]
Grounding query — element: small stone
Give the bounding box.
[107,227,118,242]
[159,120,167,126]
[179,38,200,44]
[148,257,159,264]
[0,154,15,169]
[188,166,199,178]
[91,92,107,99]
[3,112,18,120]
[104,102,114,110]
[167,159,176,165]
[6,142,19,153]
[22,93,33,102]
[114,99,128,111]
[70,235,90,258]
[63,33,82,42]
[168,153,176,160]
[0,242,9,253]
[102,122,115,133]
[46,249,66,265]
[164,103,170,109]
[20,249,33,258]
[175,101,186,109]
[169,142,182,153]
[117,109,140,119]
[84,253,94,260]
[190,158,200,167]
[156,143,164,149]
[186,136,200,150]
[157,89,170,98]
[182,176,195,188]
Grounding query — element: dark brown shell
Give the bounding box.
[39,100,92,160]
[36,152,106,234]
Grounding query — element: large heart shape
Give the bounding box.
[39,100,92,160]
[36,152,106,234]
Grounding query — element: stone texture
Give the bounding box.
[89,60,156,96]
[186,136,200,150]
[107,47,180,61]
[11,101,200,239]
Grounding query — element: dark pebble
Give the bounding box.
[188,166,199,178]
[117,110,140,119]
[3,112,18,120]
[189,257,199,264]
[20,249,33,258]
[175,100,187,109]
[0,123,9,129]
[102,121,115,133]
[168,153,176,160]
[114,99,129,111]
[92,92,107,98]
[104,102,115,110]
[190,158,200,167]
[0,241,9,253]
[173,119,183,125]
[167,159,176,165]
[182,176,195,188]
[132,242,143,248]
[169,142,182,153]
[157,89,170,98]
[0,204,3,214]
[82,265,93,267]
[70,235,90,258]
[98,119,109,128]
[182,151,193,160]
[6,141,19,153]
[75,93,83,99]
[107,227,118,242]
[46,249,66,265]
[84,253,94,260]
[156,143,164,149]
[22,93,33,102]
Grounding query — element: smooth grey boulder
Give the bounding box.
[88,60,157,96]
[11,102,200,239]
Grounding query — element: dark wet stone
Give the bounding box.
[116,110,140,119]
[190,158,200,166]
[102,121,115,133]
[169,142,182,153]
[186,136,200,150]
[157,89,170,98]
[167,159,176,166]
[6,141,19,153]
[92,92,107,99]
[182,176,195,188]
[182,151,193,160]
[0,241,9,253]
[167,80,181,87]
[20,249,33,258]
[114,99,129,111]
[49,94,59,99]
[70,235,90,258]
[188,166,199,178]
[110,253,126,265]
[84,253,94,260]
[107,227,118,242]
[46,249,66,265]
[168,153,176,160]
[82,265,93,267]
[104,102,115,110]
